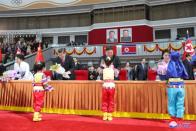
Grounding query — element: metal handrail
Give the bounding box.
[4,47,53,69]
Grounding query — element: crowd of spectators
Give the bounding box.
[0,40,49,64]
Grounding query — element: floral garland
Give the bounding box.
[65,48,75,55]
[85,47,96,55]
[50,47,96,55]
[144,42,188,52]
[144,44,157,52]
[169,43,183,51]
[157,44,170,52]
[75,48,85,55]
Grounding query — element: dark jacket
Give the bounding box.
[52,55,75,80]
[74,63,81,70]
[136,63,148,80]
[99,55,121,80]
[183,59,194,80]
[129,68,135,80]
[88,70,98,80]
[99,55,121,69]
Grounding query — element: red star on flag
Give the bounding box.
[182,39,195,60]
[185,45,193,51]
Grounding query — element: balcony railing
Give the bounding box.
[52,39,196,58]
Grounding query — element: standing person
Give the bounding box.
[183,53,194,80]
[136,58,148,80]
[88,62,98,80]
[30,41,34,53]
[102,56,115,121]
[73,58,81,70]
[133,65,138,80]
[124,62,131,80]
[147,60,157,81]
[157,50,170,80]
[129,65,135,80]
[33,62,53,122]
[166,52,188,128]
[44,41,49,48]
[21,42,27,56]
[99,46,121,80]
[26,44,32,55]
[52,49,75,80]
[96,58,105,80]
[32,46,53,122]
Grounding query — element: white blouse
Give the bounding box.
[14,61,33,80]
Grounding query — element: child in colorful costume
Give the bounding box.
[32,46,53,122]
[166,51,188,128]
[102,56,115,121]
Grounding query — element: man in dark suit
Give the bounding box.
[183,53,194,80]
[107,31,118,43]
[52,49,75,80]
[99,46,121,80]
[73,58,81,70]
[136,58,148,80]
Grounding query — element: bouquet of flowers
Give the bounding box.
[50,64,70,79]
[50,64,65,75]
[0,70,21,82]
[157,61,167,75]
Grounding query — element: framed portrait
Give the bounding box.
[120,28,132,42]
[106,29,118,43]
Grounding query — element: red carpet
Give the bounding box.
[0,111,195,131]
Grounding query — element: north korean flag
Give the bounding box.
[121,44,136,55]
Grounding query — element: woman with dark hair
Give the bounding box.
[14,54,33,80]
[157,50,170,80]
